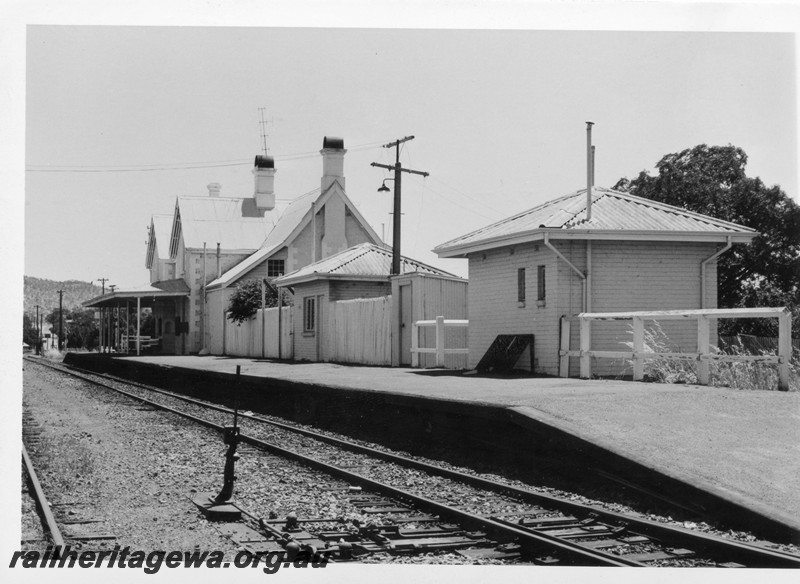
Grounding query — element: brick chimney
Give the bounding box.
[252,155,276,212]
[319,137,348,258]
[207,182,221,197]
[320,136,346,192]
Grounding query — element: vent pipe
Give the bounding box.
[586,121,594,221]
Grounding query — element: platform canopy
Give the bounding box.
[83,279,190,309]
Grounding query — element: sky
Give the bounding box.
[17,9,799,292]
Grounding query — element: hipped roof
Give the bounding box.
[176,196,275,251]
[435,187,758,258]
[83,279,190,309]
[275,243,460,286]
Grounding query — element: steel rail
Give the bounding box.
[29,359,635,566]
[22,444,66,549]
[28,357,800,567]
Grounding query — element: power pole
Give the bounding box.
[34,305,42,355]
[371,136,429,275]
[98,277,108,295]
[57,289,64,351]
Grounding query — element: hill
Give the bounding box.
[24,276,102,317]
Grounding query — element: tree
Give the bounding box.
[22,314,39,347]
[614,144,800,336]
[226,279,284,325]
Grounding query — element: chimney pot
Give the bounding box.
[207,182,222,197]
[253,157,276,212]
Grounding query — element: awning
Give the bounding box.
[83,279,190,309]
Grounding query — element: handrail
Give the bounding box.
[559,307,792,391]
[411,316,469,367]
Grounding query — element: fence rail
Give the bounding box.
[559,307,793,391]
[411,316,469,367]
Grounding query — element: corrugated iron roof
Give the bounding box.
[434,187,757,256]
[204,190,321,288]
[177,196,273,250]
[275,243,458,286]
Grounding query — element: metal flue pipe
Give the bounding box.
[586,121,594,221]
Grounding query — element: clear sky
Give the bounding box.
[18,12,798,290]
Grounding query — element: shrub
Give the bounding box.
[624,321,799,391]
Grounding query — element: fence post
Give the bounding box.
[697,315,710,385]
[778,312,792,391]
[632,316,644,381]
[435,316,445,367]
[411,321,419,367]
[559,317,570,377]
[579,318,591,379]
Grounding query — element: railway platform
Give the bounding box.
[63,353,800,541]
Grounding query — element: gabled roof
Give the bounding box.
[206,181,382,290]
[176,196,274,251]
[434,187,758,258]
[275,243,460,287]
[151,215,173,252]
[146,214,174,269]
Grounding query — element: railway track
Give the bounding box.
[22,408,118,554]
[24,356,800,567]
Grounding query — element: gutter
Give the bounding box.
[544,232,587,312]
[700,236,733,309]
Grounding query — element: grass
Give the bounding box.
[623,321,799,391]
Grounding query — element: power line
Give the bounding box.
[26,140,392,173]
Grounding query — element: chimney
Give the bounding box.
[253,155,276,212]
[207,182,222,197]
[320,136,346,191]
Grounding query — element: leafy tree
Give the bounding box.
[64,308,99,350]
[614,144,800,336]
[226,279,292,325]
[22,314,39,347]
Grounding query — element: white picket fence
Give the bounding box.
[224,306,293,359]
[326,296,392,366]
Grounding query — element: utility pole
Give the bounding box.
[371,136,429,275]
[57,290,64,351]
[98,278,108,295]
[34,305,42,355]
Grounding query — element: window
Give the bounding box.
[537,265,546,302]
[267,259,285,278]
[517,268,526,304]
[303,297,316,332]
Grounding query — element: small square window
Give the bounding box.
[267,259,285,278]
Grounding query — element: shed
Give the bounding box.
[276,243,466,366]
[434,187,757,377]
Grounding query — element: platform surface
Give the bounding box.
[116,355,800,531]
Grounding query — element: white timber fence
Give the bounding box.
[411,316,469,368]
[224,306,293,359]
[559,307,793,391]
[326,296,392,366]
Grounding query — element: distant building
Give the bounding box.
[85,137,383,355]
[275,242,466,364]
[434,187,757,376]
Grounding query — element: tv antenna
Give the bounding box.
[258,108,271,155]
